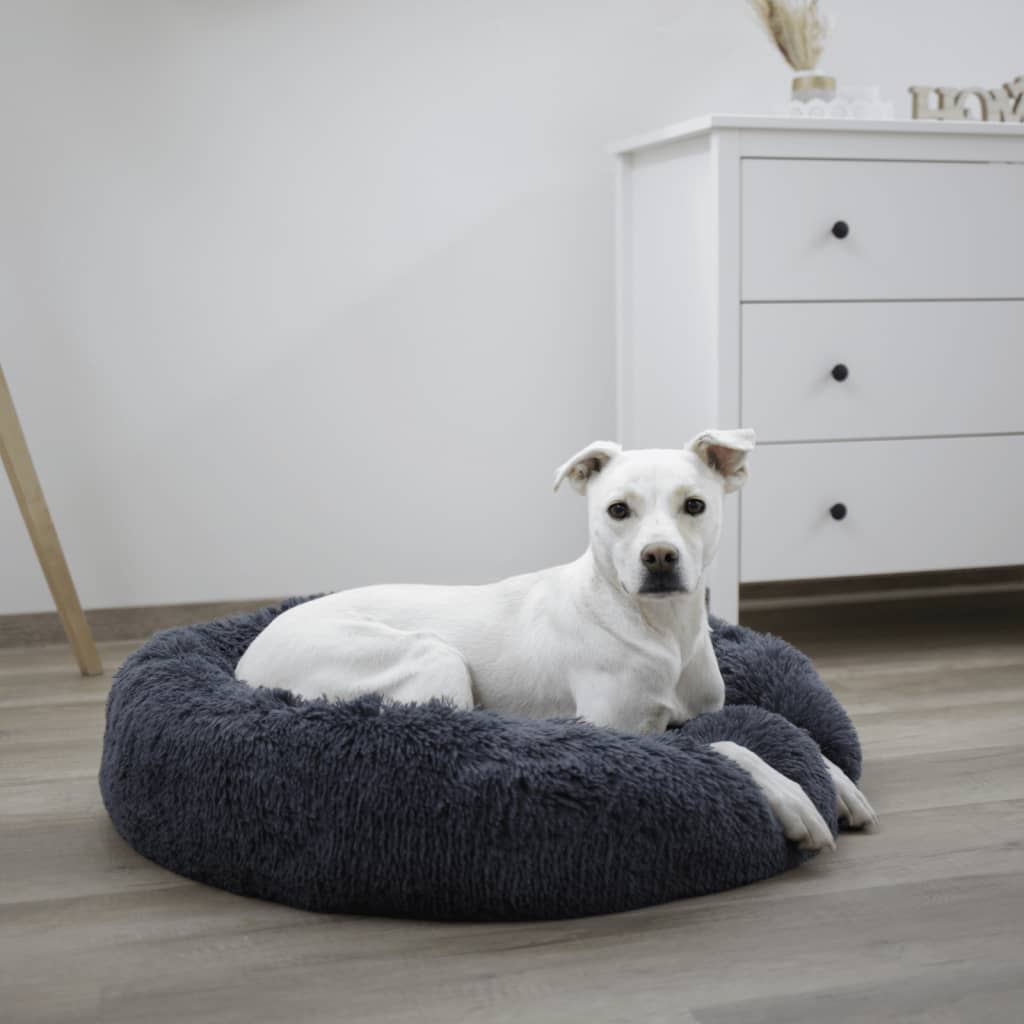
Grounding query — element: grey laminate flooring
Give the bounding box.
[2,617,1022,1023]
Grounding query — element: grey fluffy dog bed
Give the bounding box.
[99,597,862,921]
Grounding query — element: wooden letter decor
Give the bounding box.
[909,75,1024,122]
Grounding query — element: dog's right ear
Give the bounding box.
[553,441,622,494]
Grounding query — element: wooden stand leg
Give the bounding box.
[0,364,103,676]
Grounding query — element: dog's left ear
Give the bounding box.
[687,428,756,493]
[553,441,622,494]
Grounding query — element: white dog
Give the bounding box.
[237,429,876,850]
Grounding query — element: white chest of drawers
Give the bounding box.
[614,115,1024,623]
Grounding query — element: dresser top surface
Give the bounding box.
[612,113,1024,156]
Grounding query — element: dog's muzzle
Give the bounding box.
[638,543,687,595]
[638,574,687,595]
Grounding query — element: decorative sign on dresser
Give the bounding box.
[909,75,1024,121]
[613,115,1024,623]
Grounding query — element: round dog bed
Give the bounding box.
[99,597,862,921]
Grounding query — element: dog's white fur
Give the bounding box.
[237,429,876,849]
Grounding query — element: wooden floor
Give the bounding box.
[2,615,1023,1023]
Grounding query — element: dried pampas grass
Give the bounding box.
[748,0,832,72]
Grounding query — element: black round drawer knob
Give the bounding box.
[831,220,850,239]
[830,503,848,521]
[831,363,849,381]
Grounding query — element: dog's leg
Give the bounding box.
[573,676,674,735]
[674,627,726,722]
[710,740,836,852]
[822,756,879,829]
[239,615,475,710]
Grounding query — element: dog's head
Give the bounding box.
[553,429,755,600]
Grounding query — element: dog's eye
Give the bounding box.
[607,502,631,520]
[683,497,706,516]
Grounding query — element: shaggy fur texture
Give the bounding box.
[99,598,861,921]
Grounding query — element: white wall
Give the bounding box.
[2,0,1021,614]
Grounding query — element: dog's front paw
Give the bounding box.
[757,761,836,852]
[710,741,835,852]
[823,756,879,830]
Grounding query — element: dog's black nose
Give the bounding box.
[640,543,679,573]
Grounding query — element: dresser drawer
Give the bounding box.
[740,436,1024,582]
[741,159,1024,301]
[742,301,1024,442]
